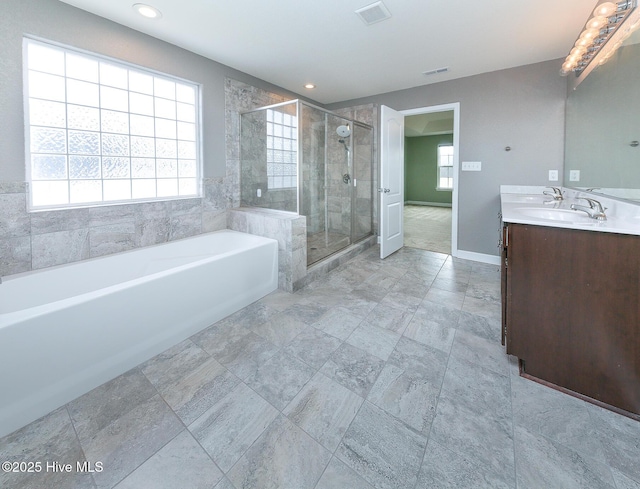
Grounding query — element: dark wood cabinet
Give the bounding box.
[502,222,640,419]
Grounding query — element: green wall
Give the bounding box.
[404,134,453,205]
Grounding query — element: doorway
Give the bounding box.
[401,104,459,256]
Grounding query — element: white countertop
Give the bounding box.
[500,186,640,236]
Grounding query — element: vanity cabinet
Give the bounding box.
[502,222,640,419]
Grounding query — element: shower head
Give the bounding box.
[336,124,351,138]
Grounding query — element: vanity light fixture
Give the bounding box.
[133,3,162,19]
[561,0,638,76]
[304,83,316,89]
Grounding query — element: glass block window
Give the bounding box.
[266,108,297,189]
[437,144,454,190]
[24,38,201,209]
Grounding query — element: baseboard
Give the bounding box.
[405,201,452,208]
[454,249,501,265]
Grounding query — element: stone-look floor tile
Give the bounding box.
[320,343,386,398]
[390,274,432,299]
[388,336,449,380]
[403,314,456,354]
[82,395,183,489]
[190,320,253,354]
[205,331,279,381]
[456,310,501,343]
[424,287,465,310]
[363,270,401,290]
[345,322,401,361]
[223,301,279,329]
[511,377,605,463]
[283,302,330,324]
[227,415,331,489]
[315,457,374,489]
[450,329,510,376]
[466,282,501,303]
[113,430,222,489]
[612,469,640,489]
[67,368,157,443]
[351,282,390,303]
[415,300,461,327]
[283,327,342,369]
[258,289,305,311]
[251,312,308,347]
[430,389,514,478]
[284,373,363,452]
[431,276,469,294]
[156,357,240,425]
[140,339,211,390]
[380,290,422,313]
[514,425,616,489]
[189,383,278,473]
[461,295,501,321]
[245,350,315,411]
[367,363,439,434]
[588,404,640,483]
[416,439,513,489]
[337,402,427,489]
[0,407,95,489]
[362,303,414,334]
[312,307,363,340]
[441,355,511,420]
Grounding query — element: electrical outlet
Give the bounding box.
[257,189,262,197]
[548,170,559,181]
[569,170,580,182]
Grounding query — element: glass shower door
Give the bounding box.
[300,105,353,265]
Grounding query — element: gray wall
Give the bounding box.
[328,60,567,257]
[0,0,302,182]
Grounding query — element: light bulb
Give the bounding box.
[570,46,587,56]
[585,15,608,30]
[579,27,600,41]
[593,2,617,17]
[575,37,592,48]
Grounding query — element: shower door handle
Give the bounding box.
[378,188,390,193]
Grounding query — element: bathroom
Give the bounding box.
[1,0,640,488]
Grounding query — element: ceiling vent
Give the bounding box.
[422,67,450,76]
[355,1,392,26]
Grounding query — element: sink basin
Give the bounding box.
[515,207,595,223]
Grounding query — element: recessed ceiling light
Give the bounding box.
[133,3,162,19]
[304,83,316,89]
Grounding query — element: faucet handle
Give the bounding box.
[577,197,607,214]
[543,186,563,200]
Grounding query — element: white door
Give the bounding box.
[380,105,405,259]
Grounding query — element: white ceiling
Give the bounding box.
[58,0,597,104]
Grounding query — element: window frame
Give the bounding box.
[436,143,454,191]
[23,36,203,211]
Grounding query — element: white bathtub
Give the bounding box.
[0,230,278,438]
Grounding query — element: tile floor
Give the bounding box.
[1,246,639,489]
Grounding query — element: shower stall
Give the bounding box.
[240,100,374,266]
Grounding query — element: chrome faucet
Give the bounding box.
[543,186,564,200]
[570,197,607,221]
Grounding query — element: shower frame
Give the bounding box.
[240,99,374,266]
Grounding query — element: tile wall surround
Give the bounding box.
[227,207,306,293]
[0,78,378,288]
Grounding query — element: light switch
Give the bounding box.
[569,170,580,182]
[461,161,481,171]
[548,170,559,181]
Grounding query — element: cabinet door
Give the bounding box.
[506,223,640,416]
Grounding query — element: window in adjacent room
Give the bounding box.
[436,144,454,190]
[24,37,201,210]
[265,107,297,189]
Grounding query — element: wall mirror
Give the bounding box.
[564,26,640,201]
